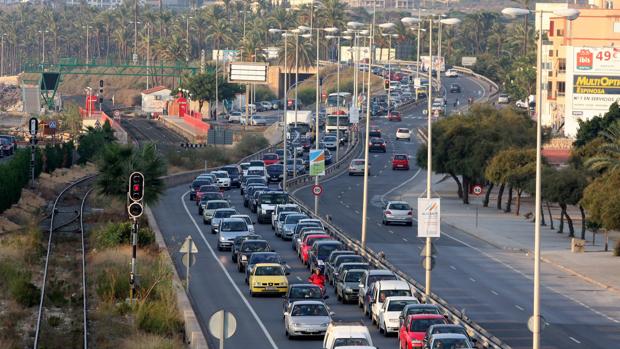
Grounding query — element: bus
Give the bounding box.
[326,110,350,133]
[326,92,352,112]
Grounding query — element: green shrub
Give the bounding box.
[48,316,62,327]
[255,86,276,102]
[0,148,43,213]
[298,87,316,106]
[136,300,183,337]
[95,262,130,302]
[0,260,40,307]
[233,134,269,158]
[91,222,155,249]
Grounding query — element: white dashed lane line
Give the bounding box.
[449,265,457,271]
[515,305,525,311]
[569,337,581,344]
[469,277,476,283]
[491,290,499,296]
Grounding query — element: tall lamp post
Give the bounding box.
[379,23,397,113]
[185,15,193,63]
[300,25,338,215]
[501,7,579,349]
[292,30,313,176]
[38,30,49,64]
[325,34,351,162]
[346,22,366,146]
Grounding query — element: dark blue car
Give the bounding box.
[266,164,284,182]
[221,165,241,187]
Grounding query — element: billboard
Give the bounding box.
[227,62,268,83]
[417,198,441,238]
[212,50,239,62]
[309,149,325,176]
[420,56,445,72]
[566,47,620,137]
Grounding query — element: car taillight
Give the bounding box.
[408,211,413,216]
[385,210,392,215]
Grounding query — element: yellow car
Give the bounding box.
[249,263,289,296]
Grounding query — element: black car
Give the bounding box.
[221,165,241,187]
[369,129,382,138]
[368,138,387,153]
[189,178,213,200]
[231,234,263,263]
[449,83,461,93]
[243,184,268,207]
[245,252,284,283]
[198,192,225,215]
[282,284,326,313]
[266,164,284,182]
[236,239,272,272]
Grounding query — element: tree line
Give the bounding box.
[417,102,620,243]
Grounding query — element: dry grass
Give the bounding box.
[119,333,184,349]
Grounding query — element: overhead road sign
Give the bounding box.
[227,62,268,84]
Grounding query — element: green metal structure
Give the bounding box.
[23,58,199,109]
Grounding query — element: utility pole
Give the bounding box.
[425,17,433,298]
[314,27,320,215]
[133,0,139,64]
[282,33,289,190]
[293,32,300,177]
[335,35,341,162]
[146,23,151,89]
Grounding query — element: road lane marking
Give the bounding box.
[569,337,581,344]
[515,305,524,311]
[389,230,394,234]
[376,223,381,227]
[296,276,302,281]
[181,191,279,349]
[449,265,457,271]
[491,290,499,296]
[379,168,422,205]
[469,277,476,283]
[355,210,360,214]
[402,238,408,242]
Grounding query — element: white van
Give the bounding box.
[323,324,373,349]
[370,280,414,326]
[246,166,267,183]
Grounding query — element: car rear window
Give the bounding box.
[394,155,407,160]
[389,203,411,210]
[398,128,410,133]
[388,299,418,311]
[263,154,277,160]
[410,318,446,332]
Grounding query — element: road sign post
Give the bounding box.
[209,310,237,349]
[311,184,323,196]
[180,235,198,289]
[472,184,482,228]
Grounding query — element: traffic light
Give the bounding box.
[384,80,389,90]
[99,79,104,95]
[128,201,144,218]
[129,172,145,202]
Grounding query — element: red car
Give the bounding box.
[300,234,330,265]
[392,154,409,170]
[195,184,220,203]
[262,153,280,166]
[387,111,401,121]
[399,314,447,349]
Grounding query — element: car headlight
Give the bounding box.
[412,339,423,345]
[317,260,325,266]
[241,255,247,261]
[219,236,226,242]
[254,281,261,287]
[345,287,352,293]
[321,322,330,327]
[291,323,302,327]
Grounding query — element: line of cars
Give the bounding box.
[187,161,480,349]
[0,134,17,158]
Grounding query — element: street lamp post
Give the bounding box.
[326,34,348,162]
[501,7,579,349]
[38,30,49,64]
[130,21,141,64]
[186,15,193,63]
[379,23,397,113]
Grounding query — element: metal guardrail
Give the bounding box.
[451,66,500,101]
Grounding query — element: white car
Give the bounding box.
[284,300,333,338]
[230,214,255,233]
[228,111,242,123]
[377,296,419,335]
[395,128,411,141]
[240,162,251,177]
[271,204,300,229]
[211,170,231,189]
[515,99,529,109]
[246,166,268,183]
[498,93,510,104]
[445,69,459,78]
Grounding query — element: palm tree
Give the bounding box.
[586,121,620,173]
[277,36,314,70]
[513,0,531,56]
[316,0,347,29]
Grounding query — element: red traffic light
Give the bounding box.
[129,172,144,202]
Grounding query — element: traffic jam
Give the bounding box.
[188,151,476,349]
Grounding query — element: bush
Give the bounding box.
[0,260,40,307]
[233,134,269,158]
[77,122,115,164]
[0,148,43,214]
[91,222,155,250]
[255,86,276,102]
[297,87,316,106]
[95,261,130,302]
[614,240,620,257]
[136,300,183,337]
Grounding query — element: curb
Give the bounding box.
[145,206,210,349]
[443,220,620,296]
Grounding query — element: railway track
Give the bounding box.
[33,176,96,349]
[121,118,187,150]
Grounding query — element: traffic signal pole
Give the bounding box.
[130,218,138,303]
[127,172,144,304]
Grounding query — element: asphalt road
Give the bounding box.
[293,75,620,349]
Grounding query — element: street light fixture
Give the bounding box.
[502,7,579,349]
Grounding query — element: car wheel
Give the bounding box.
[232,254,237,263]
[336,291,342,301]
[203,219,208,225]
[372,315,377,325]
[217,245,222,251]
[379,322,384,334]
[211,229,216,234]
[238,263,244,272]
[348,172,352,176]
[250,290,255,297]
[407,221,413,226]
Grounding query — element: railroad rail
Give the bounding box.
[33,175,96,349]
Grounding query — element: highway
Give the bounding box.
[293,75,620,349]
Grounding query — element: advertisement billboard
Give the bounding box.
[566,47,620,137]
[309,149,325,176]
[417,198,441,238]
[420,56,445,72]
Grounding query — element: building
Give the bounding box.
[141,86,172,114]
[536,1,620,138]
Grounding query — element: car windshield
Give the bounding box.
[250,161,264,167]
[368,274,397,285]
[248,170,264,176]
[263,154,277,160]
[250,254,279,265]
[235,216,252,226]
[305,236,326,246]
[410,318,446,332]
[221,221,247,232]
[394,155,407,160]
[214,172,227,178]
[317,244,341,259]
[207,202,229,209]
[342,264,368,272]
[200,185,219,192]
[432,327,467,336]
[333,338,369,347]
[290,304,328,316]
[352,160,365,166]
[285,215,306,224]
[278,213,292,222]
[324,136,337,142]
[388,300,417,311]
[389,203,411,210]
[201,193,223,201]
[254,266,284,276]
[242,241,269,252]
[289,286,322,299]
[214,210,235,218]
[259,193,288,204]
[432,338,470,349]
[345,270,364,282]
[223,167,239,175]
[246,178,264,185]
[192,180,211,188]
[372,138,385,143]
[406,306,440,316]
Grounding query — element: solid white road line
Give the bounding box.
[569,337,581,344]
[515,305,525,311]
[379,168,422,205]
[490,290,499,296]
[181,191,279,349]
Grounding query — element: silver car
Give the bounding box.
[348,159,369,176]
[230,214,255,233]
[322,135,338,150]
[335,269,366,303]
[211,208,238,234]
[217,218,250,251]
[202,200,230,224]
[382,201,413,226]
[284,300,333,338]
[281,213,309,240]
[275,211,295,237]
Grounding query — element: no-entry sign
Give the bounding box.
[472,184,483,196]
[312,184,323,196]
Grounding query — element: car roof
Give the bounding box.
[367,269,395,276]
[290,300,326,306]
[221,217,245,223]
[408,314,445,320]
[207,200,228,204]
[385,296,418,302]
[241,239,268,244]
[254,263,283,267]
[430,333,468,340]
[387,201,409,205]
[376,280,410,288]
[314,240,341,246]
